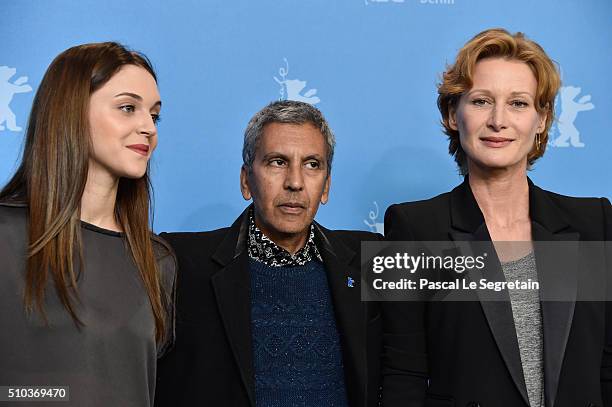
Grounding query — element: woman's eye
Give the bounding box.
[471,98,489,106]
[119,105,135,113]
[510,100,529,108]
[151,114,161,125]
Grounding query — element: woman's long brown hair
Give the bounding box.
[0,42,167,342]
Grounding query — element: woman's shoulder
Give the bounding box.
[385,190,452,221]
[535,186,611,238]
[535,185,610,219]
[0,202,28,230]
[384,191,454,240]
[0,203,28,263]
[539,187,609,210]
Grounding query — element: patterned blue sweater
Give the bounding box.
[249,258,349,407]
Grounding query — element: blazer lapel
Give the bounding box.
[314,224,364,407]
[210,207,256,407]
[529,182,579,407]
[449,179,530,405]
[450,178,582,407]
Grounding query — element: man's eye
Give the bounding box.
[305,161,320,169]
[269,159,285,167]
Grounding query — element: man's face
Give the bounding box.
[240,122,331,245]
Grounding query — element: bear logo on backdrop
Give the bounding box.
[364,201,384,235]
[0,66,32,132]
[274,58,320,105]
[550,85,595,148]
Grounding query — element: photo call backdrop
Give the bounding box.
[2,0,610,234]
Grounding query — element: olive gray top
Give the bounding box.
[0,204,176,407]
[502,251,544,407]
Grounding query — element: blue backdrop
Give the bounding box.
[2,0,610,234]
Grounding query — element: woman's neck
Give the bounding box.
[80,165,121,232]
[468,163,530,229]
[468,164,533,256]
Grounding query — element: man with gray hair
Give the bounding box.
[155,100,380,407]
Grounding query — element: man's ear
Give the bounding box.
[240,165,252,201]
[320,173,331,205]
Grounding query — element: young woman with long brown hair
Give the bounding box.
[0,42,176,406]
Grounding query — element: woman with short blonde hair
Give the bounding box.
[381,28,612,407]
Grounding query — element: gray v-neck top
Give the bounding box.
[502,252,544,407]
[0,203,176,407]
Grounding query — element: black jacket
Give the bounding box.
[380,178,612,407]
[155,206,381,407]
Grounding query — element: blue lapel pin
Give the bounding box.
[347,277,355,288]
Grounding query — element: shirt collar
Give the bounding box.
[247,208,322,267]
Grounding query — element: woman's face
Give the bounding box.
[88,64,161,181]
[450,57,546,174]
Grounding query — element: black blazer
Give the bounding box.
[155,206,381,407]
[380,178,612,407]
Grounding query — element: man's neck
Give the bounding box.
[254,219,308,255]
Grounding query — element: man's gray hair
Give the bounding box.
[242,100,335,173]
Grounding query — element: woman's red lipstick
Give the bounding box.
[127,144,150,156]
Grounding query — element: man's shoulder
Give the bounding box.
[159,227,233,256]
